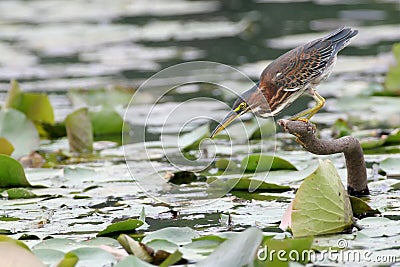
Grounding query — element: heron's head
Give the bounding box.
[210,83,264,138]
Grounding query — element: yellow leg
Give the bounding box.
[288,90,325,122]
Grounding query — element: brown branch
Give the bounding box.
[278,119,369,196]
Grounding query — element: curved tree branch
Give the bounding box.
[278,119,369,196]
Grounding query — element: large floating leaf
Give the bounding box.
[0,154,31,188]
[0,137,14,155]
[5,80,54,126]
[97,219,144,237]
[89,107,128,136]
[0,109,39,158]
[197,227,262,267]
[241,154,297,172]
[280,160,353,237]
[65,108,93,153]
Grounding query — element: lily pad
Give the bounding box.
[4,188,36,199]
[379,158,400,178]
[197,227,263,267]
[114,255,154,267]
[97,219,144,237]
[215,158,239,171]
[67,87,133,108]
[0,137,14,155]
[241,154,297,173]
[207,176,291,193]
[349,196,380,218]
[5,80,54,127]
[159,250,183,267]
[65,108,93,153]
[281,160,353,237]
[0,108,40,158]
[179,124,210,151]
[383,43,400,95]
[33,249,65,267]
[0,154,31,188]
[55,252,79,267]
[68,247,116,267]
[89,107,128,136]
[142,227,200,246]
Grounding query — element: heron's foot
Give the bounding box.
[295,137,307,148]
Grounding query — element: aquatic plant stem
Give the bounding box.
[278,119,369,196]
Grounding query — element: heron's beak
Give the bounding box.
[210,110,241,138]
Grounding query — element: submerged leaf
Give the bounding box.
[65,108,93,153]
[241,154,297,173]
[282,160,353,237]
[0,154,31,188]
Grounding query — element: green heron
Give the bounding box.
[211,26,358,138]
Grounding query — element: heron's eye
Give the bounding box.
[234,102,247,113]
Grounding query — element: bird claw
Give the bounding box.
[295,137,307,148]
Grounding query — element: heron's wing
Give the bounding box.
[262,27,357,92]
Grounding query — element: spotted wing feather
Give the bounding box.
[260,27,358,94]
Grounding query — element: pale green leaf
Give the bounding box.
[197,227,262,267]
[65,108,93,153]
[0,154,31,188]
[289,159,353,237]
[0,109,39,158]
[241,154,297,172]
[142,227,200,246]
[97,219,144,237]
